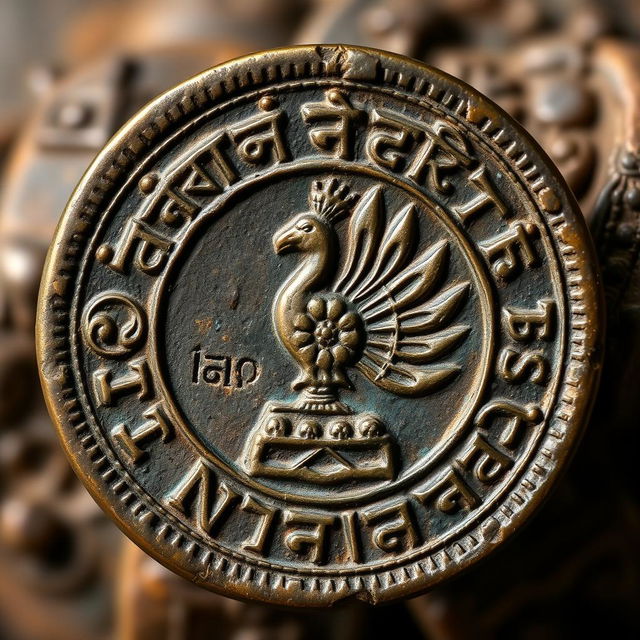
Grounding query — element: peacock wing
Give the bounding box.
[389,326,471,364]
[396,282,470,334]
[332,186,471,397]
[334,185,384,296]
[356,356,460,397]
[347,208,470,397]
[357,240,448,316]
[350,202,418,302]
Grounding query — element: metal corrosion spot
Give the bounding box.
[36,45,602,607]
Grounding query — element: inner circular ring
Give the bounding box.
[149,159,496,507]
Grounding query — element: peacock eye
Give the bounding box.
[297,221,313,233]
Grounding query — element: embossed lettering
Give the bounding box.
[366,108,421,170]
[503,299,555,341]
[111,402,175,464]
[454,165,509,223]
[203,132,238,187]
[480,222,540,280]
[405,120,472,192]
[82,292,147,358]
[192,349,260,389]
[302,89,360,160]
[177,159,222,196]
[283,510,334,564]
[229,103,289,165]
[240,495,277,555]
[93,357,152,406]
[166,460,238,536]
[157,182,201,227]
[362,501,419,553]
[341,512,361,563]
[457,434,513,484]
[498,347,548,385]
[413,467,480,514]
[97,218,173,275]
[475,399,543,449]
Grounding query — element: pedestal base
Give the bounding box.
[243,401,394,484]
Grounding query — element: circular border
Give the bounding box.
[68,77,570,577]
[151,159,497,507]
[37,45,603,606]
[69,81,569,579]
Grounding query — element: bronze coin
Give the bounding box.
[37,45,603,606]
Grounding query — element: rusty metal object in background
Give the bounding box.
[37,45,602,606]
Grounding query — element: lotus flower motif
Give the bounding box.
[290,296,361,387]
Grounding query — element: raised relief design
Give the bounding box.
[244,179,470,483]
[82,292,147,358]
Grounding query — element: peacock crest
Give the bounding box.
[309,179,360,224]
[271,178,471,404]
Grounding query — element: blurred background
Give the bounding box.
[0,0,639,638]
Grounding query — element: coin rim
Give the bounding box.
[36,44,604,606]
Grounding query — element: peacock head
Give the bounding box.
[273,179,359,255]
[273,212,331,254]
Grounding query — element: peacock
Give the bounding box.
[272,178,470,408]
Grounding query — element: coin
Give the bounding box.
[37,45,603,606]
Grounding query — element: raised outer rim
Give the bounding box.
[36,44,604,607]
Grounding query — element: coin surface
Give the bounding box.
[37,45,603,606]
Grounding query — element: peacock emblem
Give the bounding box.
[245,178,471,483]
[273,178,470,402]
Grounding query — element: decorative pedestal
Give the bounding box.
[243,401,394,484]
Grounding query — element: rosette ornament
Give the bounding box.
[291,296,361,389]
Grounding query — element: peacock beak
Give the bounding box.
[273,228,299,254]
